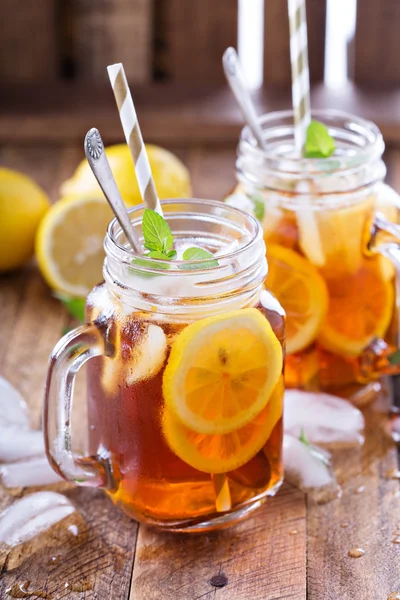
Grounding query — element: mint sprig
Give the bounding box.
[55,293,85,322]
[251,195,265,222]
[142,208,174,256]
[304,120,335,159]
[299,427,311,447]
[136,209,219,270]
[181,247,218,269]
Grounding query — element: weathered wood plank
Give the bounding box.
[0,144,139,599]
[63,0,153,83]
[264,0,326,86]
[0,0,57,83]
[186,147,236,200]
[156,0,238,83]
[130,485,307,600]
[354,0,400,86]
[307,388,400,599]
[3,84,400,147]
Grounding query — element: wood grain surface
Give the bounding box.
[263,0,326,86]
[3,84,400,148]
[354,0,400,85]
[0,143,400,599]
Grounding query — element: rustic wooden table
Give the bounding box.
[1,142,400,600]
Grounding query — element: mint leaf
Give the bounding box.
[55,293,85,322]
[252,196,265,222]
[142,209,174,254]
[299,427,311,447]
[304,120,335,159]
[389,350,400,365]
[182,247,218,269]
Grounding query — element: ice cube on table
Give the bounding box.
[0,491,75,547]
[0,428,45,463]
[284,389,365,446]
[0,456,63,489]
[284,434,338,493]
[0,376,30,429]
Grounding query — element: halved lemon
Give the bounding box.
[36,196,113,296]
[318,260,394,357]
[162,308,282,435]
[163,376,284,473]
[61,144,191,206]
[266,245,329,354]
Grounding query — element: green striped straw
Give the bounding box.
[288,0,311,155]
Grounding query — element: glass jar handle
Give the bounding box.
[363,212,400,373]
[44,323,109,488]
[370,212,400,276]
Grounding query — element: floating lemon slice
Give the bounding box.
[162,308,282,435]
[297,196,374,275]
[266,245,329,354]
[318,260,394,358]
[163,376,284,474]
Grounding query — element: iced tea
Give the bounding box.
[45,200,285,531]
[233,110,400,400]
[86,289,284,527]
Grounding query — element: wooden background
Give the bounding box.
[2,1,400,598]
[1,0,400,149]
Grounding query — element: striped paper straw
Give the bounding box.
[287,0,311,154]
[107,63,163,215]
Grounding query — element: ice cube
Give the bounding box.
[260,290,286,317]
[284,434,339,494]
[0,428,45,463]
[0,456,62,489]
[0,376,30,430]
[284,389,365,446]
[126,324,167,384]
[225,192,255,216]
[0,492,75,547]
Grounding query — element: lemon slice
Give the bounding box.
[297,196,374,275]
[266,245,329,354]
[163,376,284,474]
[318,260,394,357]
[36,196,113,296]
[162,308,282,435]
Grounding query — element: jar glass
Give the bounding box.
[44,199,285,532]
[233,109,400,403]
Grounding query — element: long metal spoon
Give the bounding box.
[222,47,267,151]
[84,128,142,253]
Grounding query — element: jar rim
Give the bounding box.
[239,108,384,174]
[105,198,262,275]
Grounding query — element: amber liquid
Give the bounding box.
[264,196,398,398]
[86,288,284,529]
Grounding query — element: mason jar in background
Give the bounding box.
[230,109,400,405]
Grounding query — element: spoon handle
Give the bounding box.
[223,47,267,151]
[84,128,142,253]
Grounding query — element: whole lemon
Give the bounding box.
[0,168,50,272]
[60,144,192,205]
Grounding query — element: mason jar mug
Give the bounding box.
[44,199,285,532]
